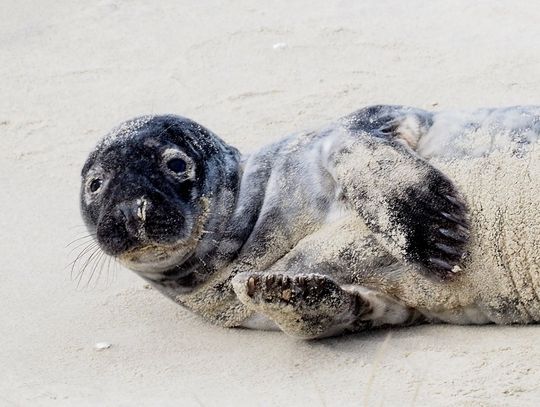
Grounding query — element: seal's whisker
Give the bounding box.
[66,233,96,248]
[88,250,105,288]
[86,249,106,288]
[103,255,110,286]
[68,240,97,264]
[75,251,98,288]
[105,254,114,286]
[75,246,102,287]
[67,241,99,277]
[68,224,91,230]
[103,253,115,287]
[98,252,112,288]
[67,237,99,255]
[111,257,119,283]
[71,244,99,282]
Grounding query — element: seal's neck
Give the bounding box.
[156,144,279,291]
[152,150,249,286]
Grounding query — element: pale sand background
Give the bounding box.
[2,1,540,406]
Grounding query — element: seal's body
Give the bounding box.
[80,105,540,338]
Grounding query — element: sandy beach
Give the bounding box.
[2,0,540,405]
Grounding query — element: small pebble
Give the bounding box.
[452,265,462,273]
[272,42,288,50]
[94,342,112,351]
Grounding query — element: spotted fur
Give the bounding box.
[80,105,540,337]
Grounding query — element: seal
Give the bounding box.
[80,105,540,338]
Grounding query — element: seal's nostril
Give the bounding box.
[116,198,150,238]
[117,201,142,226]
[136,197,148,222]
[118,202,136,222]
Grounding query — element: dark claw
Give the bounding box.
[444,194,465,209]
[247,277,256,297]
[265,275,275,289]
[456,224,470,237]
[282,276,291,289]
[307,276,319,288]
[435,242,461,256]
[429,257,453,271]
[439,228,468,242]
[441,211,468,227]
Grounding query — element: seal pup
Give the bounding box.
[80,105,540,338]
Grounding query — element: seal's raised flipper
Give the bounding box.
[343,105,435,149]
[330,106,470,280]
[232,272,418,338]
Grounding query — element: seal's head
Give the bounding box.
[80,115,240,280]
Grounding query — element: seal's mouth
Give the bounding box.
[118,241,195,277]
[112,197,211,279]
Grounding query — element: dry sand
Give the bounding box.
[2,0,540,405]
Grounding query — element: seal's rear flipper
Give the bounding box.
[232,272,421,338]
[232,273,359,338]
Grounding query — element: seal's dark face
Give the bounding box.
[80,115,239,277]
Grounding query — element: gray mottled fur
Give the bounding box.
[80,105,540,338]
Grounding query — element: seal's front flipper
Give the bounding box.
[331,106,470,280]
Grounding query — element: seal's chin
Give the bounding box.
[118,242,194,279]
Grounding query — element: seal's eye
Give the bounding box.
[166,158,187,174]
[89,178,102,193]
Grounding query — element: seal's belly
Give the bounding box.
[429,147,540,323]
